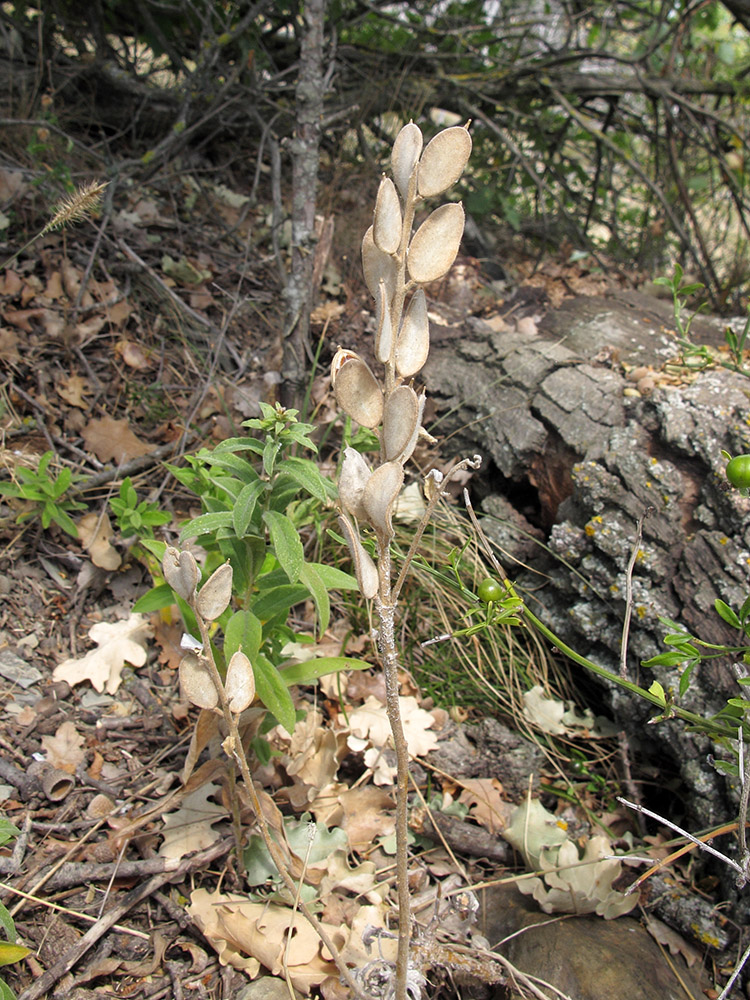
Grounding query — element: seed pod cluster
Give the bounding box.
[333,121,471,595]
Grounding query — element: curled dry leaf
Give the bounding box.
[407,202,465,284]
[395,287,429,377]
[338,513,379,600]
[338,447,371,520]
[180,652,219,711]
[383,385,420,463]
[196,562,233,621]
[163,546,199,602]
[373,177,402,255]
[362,460,404,539]
[417,125,472,198]
[77,511,121,571]
[391,121,423,199]
[331,349,384,429]
[361,225,397,304]
[224,650,255,714]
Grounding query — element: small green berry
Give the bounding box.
[725,454,750,490]
[477,578,503,604]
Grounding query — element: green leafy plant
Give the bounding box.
[655,263,750,378]
[0,451,85,536]
[108,477,171,540]
[0,819,31,1000]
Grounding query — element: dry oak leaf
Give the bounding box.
[77,511,122,571]
[159,783,228,860]
[457,777,514,835]
[347,694,439,756]
[82,415,156,464]
[42,720,86,774]
[53,613,152,693]
[187,888,342,993]
[56,374,91,409]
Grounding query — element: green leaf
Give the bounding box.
[678,659,698,697]
[224,610,262,662]
[48,505,79,537]
[308,563,358,590]
[711,759,739,777]
[133,583,175,613]
[0,976,18,1000]
[262,436,280,478]
[280,655,371,686]
[278,457,329,501]
[251,585,308,623]
[298,562,329,637]
[642,651,689,667]
[648,680,667,705]
[139,538,168,561]
[233,481,266,538]
[714,599,741,629]
[0,821,20,848]
[253,652,296,735]
[0,942,28,967]
[180,511,234,541]
[213,437,264,455]
[0,901,14,943]
[263,511,304,584]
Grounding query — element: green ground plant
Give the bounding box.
[0,820,30,1000]
[0,451,85,537]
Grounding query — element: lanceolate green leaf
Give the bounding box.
[263,510,304,583]
[180,511,233,542]
[133,582,174,613]
[0,941,30,967]
[299,562,330,638]
[251,585,309,623]
[0,900,15,942]
[224,609,262,662]
[278,457,330,501]
[253,652,296,735]
[280,655,371,686]
[233,480,266,538]
[308,563,358,590]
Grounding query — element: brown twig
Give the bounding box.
[16,838,233,1000]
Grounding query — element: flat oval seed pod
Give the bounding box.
[331,351,384,428]
[180,652,218,711]
[399,389,425,465]
[338,513,379,599]
[196,563,233,621]
[391,122,423,199]
[363,460,404,539]
[395,288,429,377]
[375,280,394,364]
[418,126,472,198]
[362,226,397,304]
[163,546,199,602]
[373,177,402,255]
[407,203,465,284]
[338,446,371,520]
[383,385,419,463]
[225,650,256,714]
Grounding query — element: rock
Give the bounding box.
[479,884,712,1000]
[236,977,303,1000]
[424,287,750,932]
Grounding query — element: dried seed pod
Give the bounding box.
[362,460,404,539]
[373,177,402,255]
[163,546,199,602]
[196,563,233,621]
[338,513,379,599]
[362,226,397,304]
[180,652,219,710]
[225,650,256,715]
[383,385,420,463]
[331,348,384,428]
[407,203,465,284]
[375,279,394,364]
[338,447,372,520]
[417,125,472,198]
[395,288,429,377]
[391,122,423,199]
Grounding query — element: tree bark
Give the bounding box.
[280,0,328,409]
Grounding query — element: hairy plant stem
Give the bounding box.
[375,564,411,999]
[191,601,370,1000]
